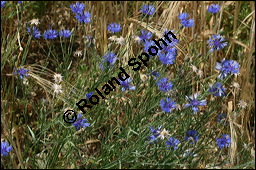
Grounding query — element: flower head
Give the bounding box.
[1,1,6,8]
[140,5,155,16]
[185,130,200,144]
[143,40,157,54]
[216,134,231,149]
[147,126,162,143]
[75,11,91,23]
[116,36,125,45]
[119,77,136,92]
[180,19,194,27]
[86,92,94,99]
[160,97,176,113]
[157,77,173,92]
[26,27,41,38]
[238,99,247,109]
[100,52,118,70]
[159,128,169,140]
[184,93,207,114]
[53,84,63,94]
[107,23,122,33]
[178,13,189,20]
[72,114,90,131]
[158,51,177,65]
[166,137,180,150]
[231,82,240,90]
[1,142,12,156]
[53,73,63,83]
[215,58,240,79]
[14,68,29,80]
[59,30,72,38]
[208,34,228,52]
[139,30,153,42]
[178,13,194,28]
[162,29,179,46]
[70,2,84,14]
[74,50,82,57]
[208,4,220,14]
[44,29,58,39]
[208,82,226,97]
[29,18,40,26]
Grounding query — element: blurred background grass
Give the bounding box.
[1,1,255,168]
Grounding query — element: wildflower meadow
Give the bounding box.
[1,1,255,169]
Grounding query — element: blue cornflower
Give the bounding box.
[59,30,72,38]
[18,1,22,4]
[180,18,194,27]
[72,114,90,131]
[100,52,118,70]
[1,141,12,156]
[70,2,84,14]
[143,40,157,54]
[185,130,200,144]
[157,77,173,92]
[184,93,207,114]
[140,5,155,16]
[14,68,29,80]
[166,137,180,150]
[107,23,122,33]
[139,30,153,42]
[86,92,94,99]
[216,134,231,149]
[208,4,220,14]
[158,51,177,65]
[160,97,176,113]
[119,77,136,92]
[208,82,226,97]
[178,13,189,20]
[178,12,194,28]
[160,40,179,52]
[162,29,179,49]
[215,58,240,79]
[1,1,6,8]
[207,34,228,52]
[44,29,58,39]
[26,27,41,39]
[147,126,162,143]
[75,11,91,23]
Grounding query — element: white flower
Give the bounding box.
[22,77,29,85]
[108,35,117,41]
[53,84,63,94]
[197,69,204,78]
[74,50,82,57]
[134,36,141,43]
[53,73,63,83]
[231,82,240,90]
[175,103,181,110]
[116,36,125,45]
[190,65,198,72]
[238,99,247,109]
[159,128,169,140]
[29,18,40,26]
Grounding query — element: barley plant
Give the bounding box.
[1,1,255,169]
